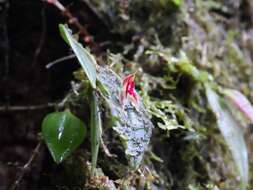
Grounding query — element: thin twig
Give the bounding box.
[46,54,76,69]
[0,82,83,112]
[44,0,93,43]
[101,138,117,158]
[9,141,43,190]
[32,1,47,66]
[0,103,55,112]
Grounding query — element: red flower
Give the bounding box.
[120,72,140,109]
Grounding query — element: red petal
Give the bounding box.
[123,73,136,86]
[121,72,140,109]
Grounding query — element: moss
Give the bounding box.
[53,0,253,189]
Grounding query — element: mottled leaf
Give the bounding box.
[42,110,86,163]
[205,85,248,190]
[59,24,97,88]
[97,66,153,169]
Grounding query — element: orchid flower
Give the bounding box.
[120,72,140,110]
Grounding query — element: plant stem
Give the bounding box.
[90,90,102,176]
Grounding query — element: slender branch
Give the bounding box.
[9,141,43,190]
[44,0,93,43]
[0,82,83,112]
[0,103,55,112]
[46,54,76,69]
[101,138,117,158]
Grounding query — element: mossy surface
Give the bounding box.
[45,0,253,189]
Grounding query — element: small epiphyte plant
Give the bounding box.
[41,24,154,176]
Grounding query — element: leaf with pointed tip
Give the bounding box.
[205,85,248,190]
[42,110,86,163]
[59,24,97,88]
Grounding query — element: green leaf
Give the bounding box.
[59,24,97,88]
[59,24,69,45]
[205,84,248,190]
[42,110,86,163]
[90,91,102,176]
[171,0,182,6]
